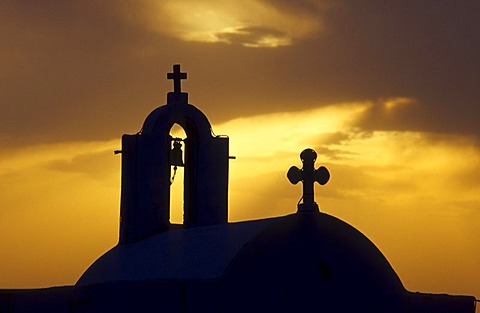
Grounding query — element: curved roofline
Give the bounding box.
[77,212,404,293]
[141,103,215,139]
[223,212,405,293]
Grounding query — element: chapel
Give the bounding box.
[0,65,476,312]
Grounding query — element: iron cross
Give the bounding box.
[287,148,330,212]
[167,64,187,93]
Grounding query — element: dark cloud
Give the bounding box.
[1,1,479,149]
[215,26,289,47]
[263,0,336,18]
[323,1,480,136]
[45,149,118,180]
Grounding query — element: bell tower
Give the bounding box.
[118,64,230,244]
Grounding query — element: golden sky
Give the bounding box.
[0,0,479,300]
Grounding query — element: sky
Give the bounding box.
[0,0,479,300]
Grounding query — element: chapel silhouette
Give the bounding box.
[0,65,476,312]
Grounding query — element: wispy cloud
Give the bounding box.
[136,0,325,47]
[1,102,479,293]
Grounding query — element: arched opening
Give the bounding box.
[169,123,187,224]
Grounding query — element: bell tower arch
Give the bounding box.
[119,65,230,244]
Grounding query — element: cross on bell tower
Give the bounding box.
[167,64,188,104]
[167,64,187,93]
[287,148,330,212]
[119,64,230,243]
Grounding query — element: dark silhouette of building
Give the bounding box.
[0,65,476,312]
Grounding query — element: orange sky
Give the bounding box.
[0,0,479,300]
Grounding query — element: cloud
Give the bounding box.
[211,104,480,217]
[0,139,121,287]
[1,1,479,296]
[1,103,479,294]
[215,26,291,48]
[216,106,480,296]
[129,0,325,48]
[1,0,479,150]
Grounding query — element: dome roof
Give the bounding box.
[78,212,403,296]
[225,212,403,290]
[223,212,405,312]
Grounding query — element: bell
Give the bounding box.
[170,139,184,167]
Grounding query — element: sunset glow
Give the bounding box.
[141,0,324,47]
[2,104,479,296]
[1,0,479,304]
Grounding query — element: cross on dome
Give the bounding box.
[287,148,330,212]
[167,64,187,93]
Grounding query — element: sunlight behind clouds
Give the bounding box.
[0,101,479,293]
[216,102,368,163]
[210,104,480,295]
[383,97,414,111]
[204,102,480,220]
[144,0,324,47]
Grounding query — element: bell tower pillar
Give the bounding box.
[119,65,230,244]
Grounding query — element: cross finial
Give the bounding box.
[167,64,187,93]
[287,148,330,212]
